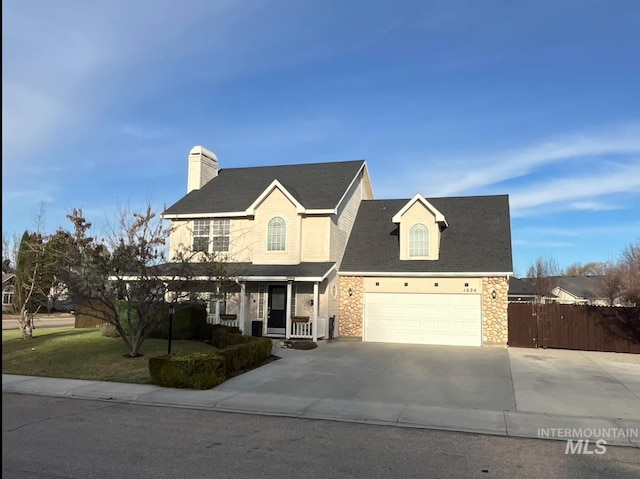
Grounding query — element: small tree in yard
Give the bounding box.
[53,205,228,357]
[11,207,58,339]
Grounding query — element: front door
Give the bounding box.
[267,285,287,334]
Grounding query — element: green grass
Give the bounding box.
[2,328,215,384]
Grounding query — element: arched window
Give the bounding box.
[409,224,429,257]
[267,216,286,251]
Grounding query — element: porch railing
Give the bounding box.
[209,314,241,331]
[290,316,326,340]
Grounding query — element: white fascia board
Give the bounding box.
[237,276,325,282]
[304,209,337,215]
[245,179,306,215]
[162,212,249,220]
[338,271,514,277]
[391,193,448,226]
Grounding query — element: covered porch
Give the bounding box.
[206,262,336,342]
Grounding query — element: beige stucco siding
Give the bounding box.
[362,277,481,293]
[251,187,301,264]
[168,220,191,260]
[398,202,440,260]
[228,218,254,262]
[301,216,330,261]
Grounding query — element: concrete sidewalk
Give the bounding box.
[3,371,639,448]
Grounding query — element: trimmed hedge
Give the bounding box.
[211,324,243,348]
[148,353,226,389]
[217,338,273,374]
[148,336,273,389]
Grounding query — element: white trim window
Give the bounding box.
[212,219,230,252]
[267,216,286,251]
[193,219,210,253]
[2,285,14,306]
[409,223,429,257]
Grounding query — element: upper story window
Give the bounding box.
[193,220,210,253]
[193,219,230,253]
[212,219,230,252]
[267,216,286,251]
[409,223,429,257]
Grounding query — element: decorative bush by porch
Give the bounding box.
[211,324,243,348]
[148,336,273,389]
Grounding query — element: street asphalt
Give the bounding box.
[2,341,639,447]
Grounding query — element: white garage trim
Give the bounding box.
[363,292,482,347]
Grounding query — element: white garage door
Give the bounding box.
[364,293,482,346]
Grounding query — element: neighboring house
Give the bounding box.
[2,273,15,313]
[549,275,614,306]
[162,146,513,346]
[508,277,537,303]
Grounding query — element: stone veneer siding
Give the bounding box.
[482,276,509,346]
[339,275,509,345]
[339,276,363,337]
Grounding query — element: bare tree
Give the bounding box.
[52,205,229,357]
[599,260,624,306]
[620,240,640,306]
[2,232,20,273]
[526,256,561,302]
[564,261,606,276]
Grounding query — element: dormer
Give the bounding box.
[392,194,448,260]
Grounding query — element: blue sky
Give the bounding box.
[3,0,639,275]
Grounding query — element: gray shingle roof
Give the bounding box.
[554,276,604,299]
[164,160,365,215]
[509,277,535,296]
[340,195,513,274]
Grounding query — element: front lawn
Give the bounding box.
[2,328,215,384]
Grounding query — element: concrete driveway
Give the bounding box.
[217,341,640,421]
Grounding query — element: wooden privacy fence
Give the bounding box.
[508,303,640,354]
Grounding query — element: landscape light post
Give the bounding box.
[168,304,175,355]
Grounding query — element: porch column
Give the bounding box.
[239,281,246,334]
[312,281,319,342]
[286,280,293,339]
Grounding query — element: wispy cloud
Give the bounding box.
[510,163,640,216]
[406,124,640,197]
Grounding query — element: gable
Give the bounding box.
[392,193,447,226]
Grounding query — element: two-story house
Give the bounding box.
[162,146,374,340]
[162,146,513,346]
